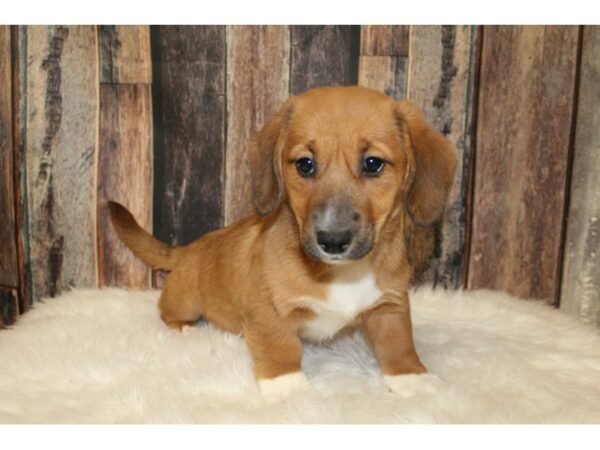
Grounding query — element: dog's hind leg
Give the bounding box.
[157,271,203,331]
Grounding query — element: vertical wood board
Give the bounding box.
[224,25,290,225]
[97,84,153,288]
[361,25,409,57]
[359,25,410,100]
[290,26,360,94]
[15,25,31,311]
[151,26,226,250]
[99,25,151,84]
[0,26,19,288]
[560,26,600,325]
[469,26,579,302]
[406,25,479,288]
[24,26,99,301]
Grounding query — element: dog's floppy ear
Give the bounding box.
[395,100,457,226]
[250,99,295,216]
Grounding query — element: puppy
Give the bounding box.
[109,86,456,400]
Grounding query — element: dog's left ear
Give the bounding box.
[395,100,457,226]
[250,99,295,216]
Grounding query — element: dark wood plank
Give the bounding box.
[99,25,151,84]
[359,26,409,100]
[0,26,19,288]
[12,25,29,313]
[407,25,479,288]
[560,26,600,326]
[224,25,290,225]
[469,26,579,302]
[97,84,153,288]
[0,286,18,327]
[151,25,225,247]
[290,25,360,94]
[24,26,99,301]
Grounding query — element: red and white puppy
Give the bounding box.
[109,86,457,400]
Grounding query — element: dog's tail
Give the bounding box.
[108,201,182,272]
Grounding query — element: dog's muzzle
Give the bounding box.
[302,201,373,264]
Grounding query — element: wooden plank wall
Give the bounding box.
[359,25,409,100]
[23,26,99,301]
[290,26,360,94]
[560,26,600,326]
[224,26,290,225]
[0,26,20,326]
[97,26,153,289]
[469,26,579,303]
[3,25,599,329]
[406,26,479,288]
[150,26,225,246]
[150,26,226,288]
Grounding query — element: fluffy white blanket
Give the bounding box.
[1,286,599,423]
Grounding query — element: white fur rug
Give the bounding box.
[1,286,600,424]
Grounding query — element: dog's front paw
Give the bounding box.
[383,373,443,398]
[258,371,315,402]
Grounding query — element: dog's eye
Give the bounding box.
[362,157,385,176]
[296,157,315,177]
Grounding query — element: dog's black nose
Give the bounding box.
[316,230,353,255]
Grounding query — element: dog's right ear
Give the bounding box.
[250,99,295,216]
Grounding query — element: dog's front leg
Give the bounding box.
[243,314,313,401]
[362,296,443,398]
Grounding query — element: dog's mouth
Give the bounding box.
[301,229,374,265]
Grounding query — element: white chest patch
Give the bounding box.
[298,262,383,342]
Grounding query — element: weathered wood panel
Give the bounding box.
[97,84,153,288]
[560,26,600,325]
[224,25,290,225]
[359,25,409,100]
[0,286,18,327]
[361,25,409,57]
[469,26,579,303]
[0,26,19,288]
[97,27,153,289]
[13,25,29,314]
[151,26,225,246]
[407,25,479,288]
[290,26,360,94]
[358,56,409,101]
[99,25,151,84]
[24,26,99,301]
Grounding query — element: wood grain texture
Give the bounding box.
[290,26,360,94]
[97,84,153,288]
[407,25,479,288]
[99,25,151,84]
[224,25,290,225]
[469,26,579,303]
[0,26,19,288]
[360,25,409,56]
[151,26,225,250]
[560,26,600,325]
[24,26,99,301]
[0,286,18,327]
[15,25,30,312]
[359,26,409,100]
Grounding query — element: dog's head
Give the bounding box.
[251,86,456,265]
